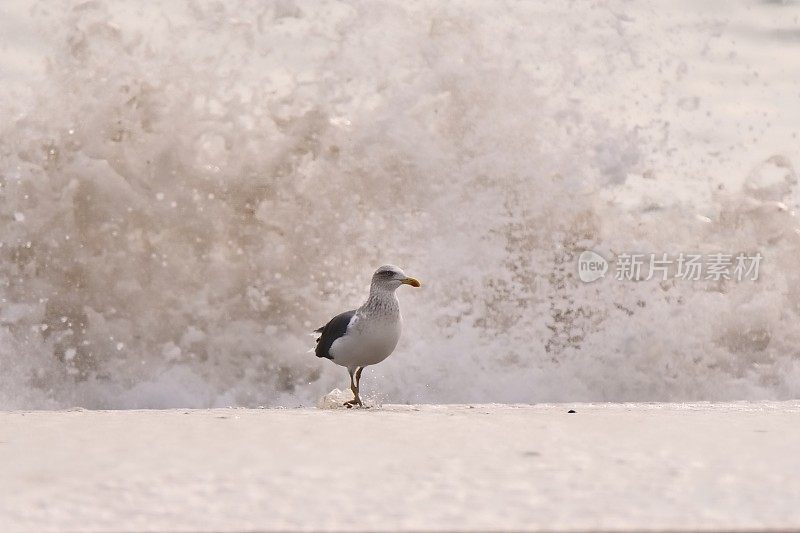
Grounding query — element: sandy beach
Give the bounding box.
[2,402,799,532]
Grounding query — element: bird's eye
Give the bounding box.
[383,271,395,277]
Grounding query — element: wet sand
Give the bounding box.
[1,402,799,532]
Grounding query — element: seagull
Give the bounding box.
[313,265,421,407]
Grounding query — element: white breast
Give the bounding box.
[328,313,403,369]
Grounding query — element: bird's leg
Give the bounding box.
[343,367,362,408]
[348,366,366,408]
[354,366,364,390]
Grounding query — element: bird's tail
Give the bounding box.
[306,328,323,353]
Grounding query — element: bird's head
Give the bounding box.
[371,265,421,291]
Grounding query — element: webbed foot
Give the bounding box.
[343,397,363,408]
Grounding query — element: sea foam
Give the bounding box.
[1,0,799,408]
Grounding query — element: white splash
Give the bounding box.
[1,0,800,408]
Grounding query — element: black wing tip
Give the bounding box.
[315,339,335,359]
[314,310,356,361]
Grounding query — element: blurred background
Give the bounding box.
[0,0,799,408]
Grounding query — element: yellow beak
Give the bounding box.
[401,277,421,288]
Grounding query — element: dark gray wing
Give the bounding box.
[314,310,355,360]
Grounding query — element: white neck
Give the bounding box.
[362,283,400,315]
